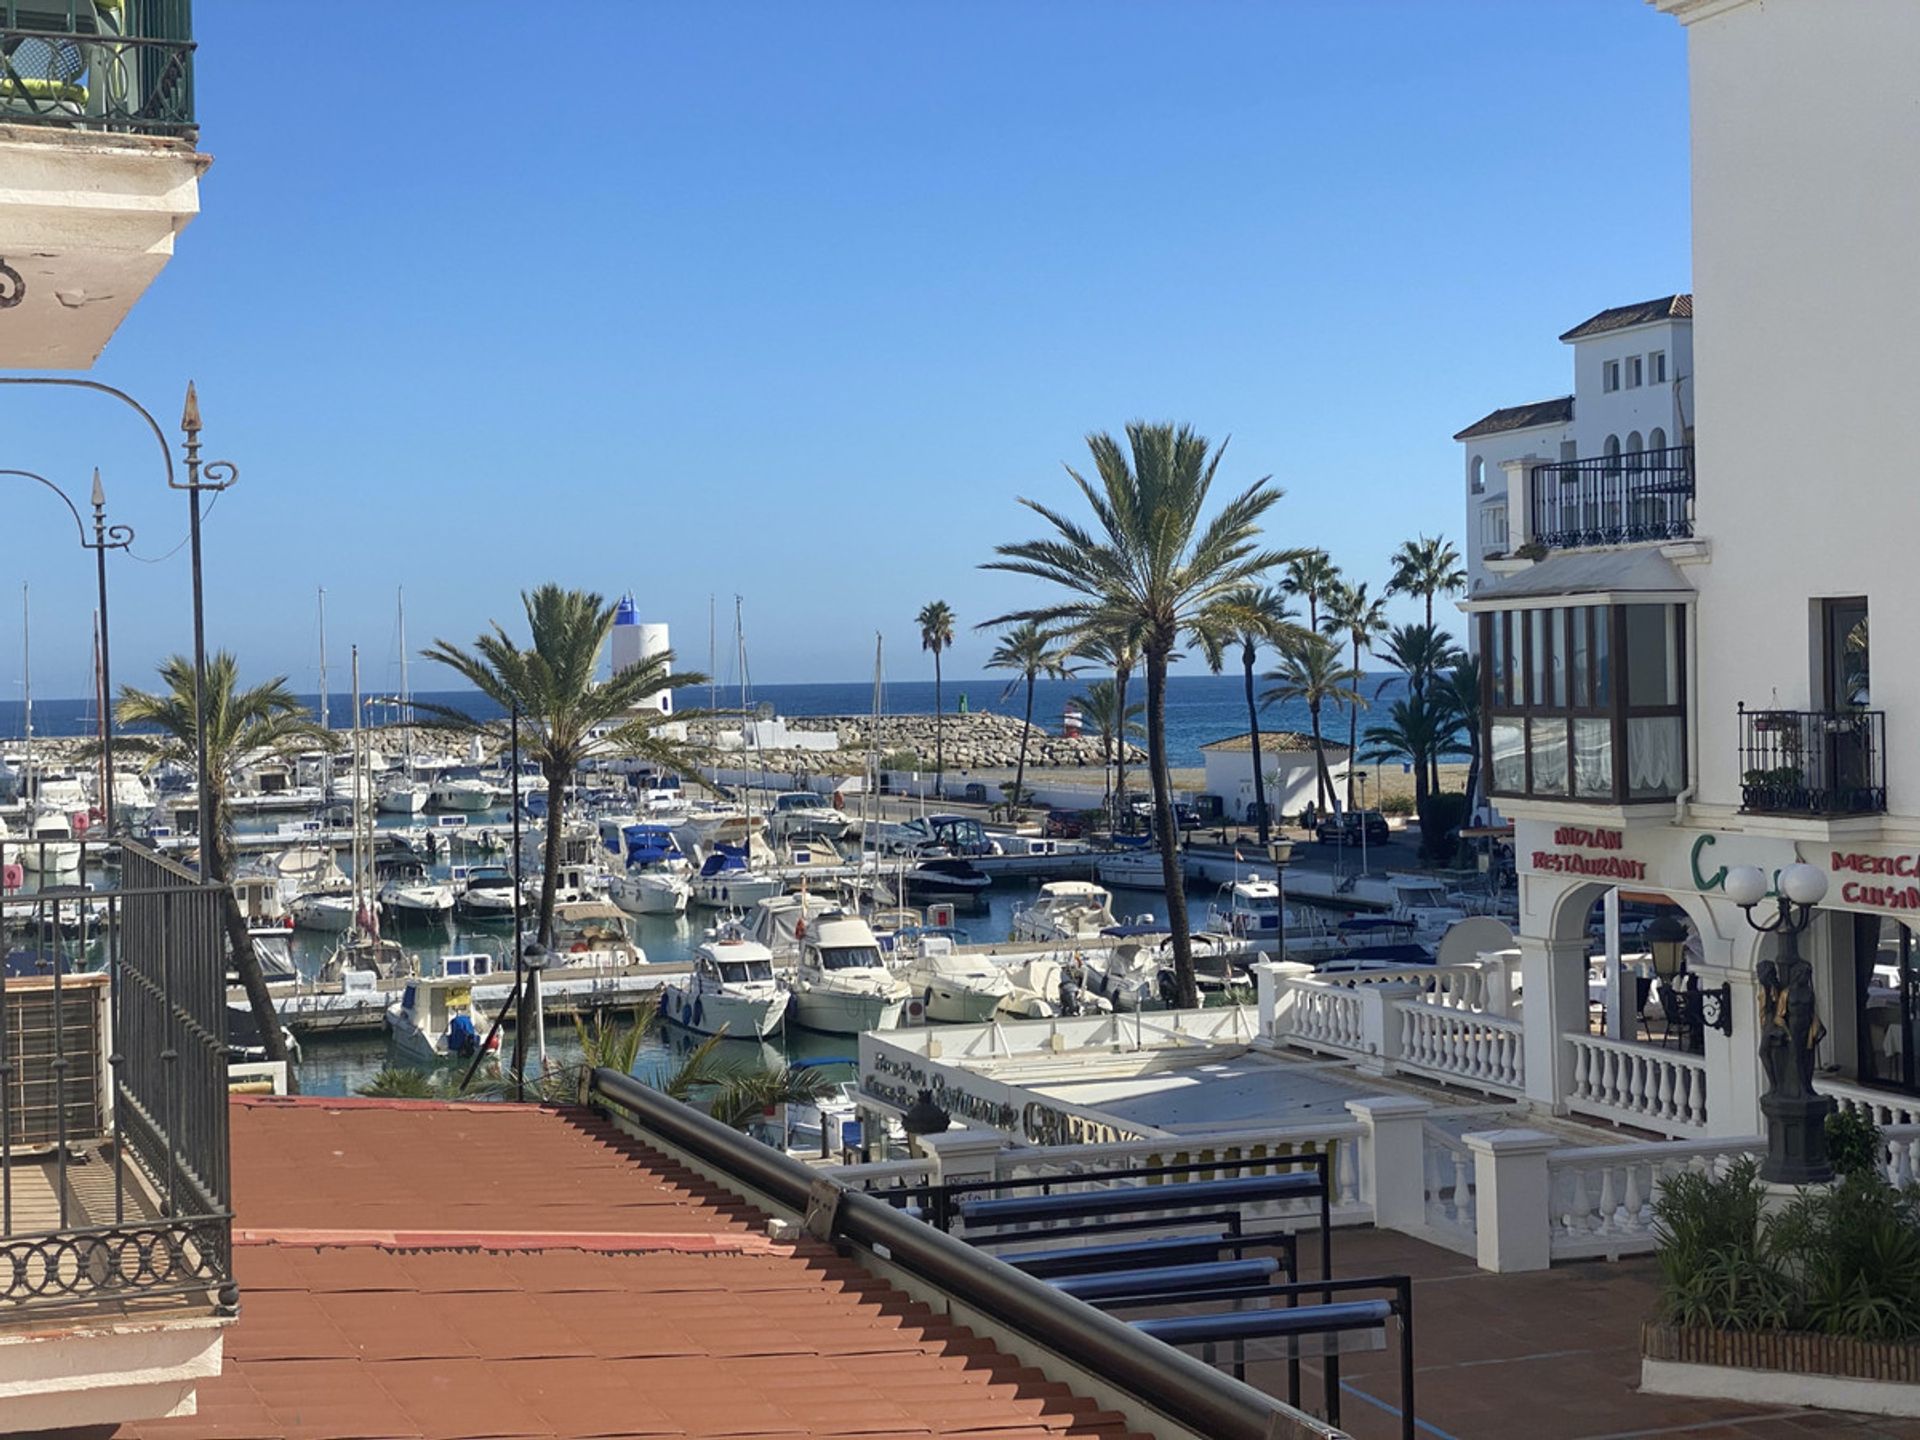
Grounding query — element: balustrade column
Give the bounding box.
[1464,1128,1559,1273]
[1344,1095,1432,1231]
[1519,935,1590,1110]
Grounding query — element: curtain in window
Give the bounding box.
[1628,715,1685,797]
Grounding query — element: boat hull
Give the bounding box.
[609,873,690,916]
[659,984,788,1038]
[691,875,783,910]
[790,986,905,1035]
[920,984,1007,1024]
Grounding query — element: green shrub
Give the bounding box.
[880,747,921,770]
[1415,791,1470,863]
[1826,1107,1883,1180]
[1653,1156,1793,1332]
[1379,793,1414,817]
[1769,1172,1920,1340]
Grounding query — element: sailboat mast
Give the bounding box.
[351,645,365,919]
[21,584,30,801]
[317,588,329,733]
[397,587,413,767]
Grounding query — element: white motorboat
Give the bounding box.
[19,808,81,872]
[376,855,454,926]
[902,856,992,897]
[1010,880,1118,943]
[290,889,360,933]
[429,774,495,813]
[1082,933,1243,1012]
[1093,846,1169,890]
[659,936,789,1038]
[602,822,693,914]
[376,776,430,815]
[787,912,911,1034]
[998,954,1111,1019]
[895,936,1012,1023]
[747,892,840,960]
[317,928,413,985]
[386,972,500,1065]
[453,863,528,923]
[767,790,851,841]
[690,843,782,910]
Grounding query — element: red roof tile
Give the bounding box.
[111,1098,1159,1440]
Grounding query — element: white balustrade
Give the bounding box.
[1546,1137,1761,1260]
[1819,1077,1920,1130]
[1397,1002,1525,1095]
[1879,1124,1920,1187]
[822,1156,937,1192]
[1420,1124,1478,1255]
[1563,1032,1709,1135]
[1280,979,1370,1057]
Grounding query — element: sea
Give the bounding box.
[0,671,1406,770]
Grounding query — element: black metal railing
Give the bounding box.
[0,0,194,137]
[0,838,232,1317]
[1738,705,1887,817]
[1529,444,1695,550]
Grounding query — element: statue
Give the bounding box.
[1756,957,1789,1094]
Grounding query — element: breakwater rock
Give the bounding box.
[692,713,1143,777]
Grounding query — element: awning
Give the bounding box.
[1461,548,1695,612]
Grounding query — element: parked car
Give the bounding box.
[1316,809,1390,846]
[961,781,990,804]
[1042,809,1084,839]
[1127,798,1203,831]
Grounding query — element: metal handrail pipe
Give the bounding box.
[586,1065,1314,1440]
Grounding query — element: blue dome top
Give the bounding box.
[613,594,638,625]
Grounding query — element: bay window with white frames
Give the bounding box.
[1481,601,1688,803]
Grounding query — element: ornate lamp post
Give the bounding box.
[1267,834,1294,961]
[1724,861,1834,1185]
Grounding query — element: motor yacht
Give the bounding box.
[1010,880,1117,943]
[375,775,430,815]
[386,971,500,1065]
[659,935,788,1038]
[453,863,528,923]
[691,843,782,910]
[787,912,910,1034]
[19,807,81,872]
[767,789,850,841]
[376,855,454,926]
[429,771,495,813]
[747,892,840,960]
[605,823,692,916]
[894,935,1012,1023]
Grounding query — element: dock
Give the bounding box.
[260,961,692,1039]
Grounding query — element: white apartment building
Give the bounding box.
[1459,0,1920,1149]
[1456,298,1694,602]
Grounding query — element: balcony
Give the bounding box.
[1528,445,1695,551]
[0,841,232,1430]
[1738,704,1887,817]
[0,0,193,137]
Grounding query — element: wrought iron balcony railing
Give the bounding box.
[1738,704,1887,817]
[1529,444,1695,551]
[0,840,232,1319]
[0,0,193,138]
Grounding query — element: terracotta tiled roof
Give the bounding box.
[1200,731,1349,756]
[114,1098,1155,1440]
[1452,395,1575,442]
[1558,293,1693,341]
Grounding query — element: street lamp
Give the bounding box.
[1725,861,1834,1186]
[1267,835,1294,961]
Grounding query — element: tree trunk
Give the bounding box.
[1309,700,1334,814]
[538,757,567,948]
[1014,672,1034,815]
[933,650,944,799]
[1346,635,1361,811]
[1413,739,1433,860]
[207,785,291,1068]
[1146,648,1196,1009]
[1113,662,1131,828]
[1243,642,1268,845]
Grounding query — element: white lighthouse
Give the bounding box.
[610,595,673,717]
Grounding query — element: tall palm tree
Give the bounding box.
[1435,656,1483,818]
[420,585,704,947]
[985,421,1288,1007]
[1072,625,1140,826]
[915,601,956,798]
[1361,694,1471,856]
[1321,580,1389,810]
[1072,677,1144,803]
[981,620,1072,813]
[1376,622,1465,793]
[1262,633,1360,816]
[116,653,327,1066]
[1387,535,1467,631]
[1197,584,1306,844]
[1282,551,1341,634]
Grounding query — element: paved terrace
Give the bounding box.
[1278,1228,1920,1440]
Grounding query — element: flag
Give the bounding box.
[1234,849,1244,862]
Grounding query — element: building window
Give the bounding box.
[1604,360,1621,393]
[1649,426,1666,453]
[1627,356,1644,388]
[1481,601,1687,804]
[1559,439,1578,463]
[1650,351,1667,384]
[1470,455,1485,494]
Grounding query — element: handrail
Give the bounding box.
[586,1066,1321,1440]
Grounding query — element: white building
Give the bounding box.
[609,594,672,716]
[1454,0,1920,1151]
[1456,299,1695,602]
[1198,731,1351,823]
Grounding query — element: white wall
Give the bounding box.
[1676,0,1920,817]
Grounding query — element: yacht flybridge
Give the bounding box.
[787,912,910,1035]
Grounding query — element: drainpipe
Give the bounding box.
[1674,602,1700,825]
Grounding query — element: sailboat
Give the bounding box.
[18,586,79,873]
[319,647,410,982]
[376,588,429,815]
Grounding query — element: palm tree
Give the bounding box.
[1072,626,1141,826]
[985,421,1289,1008]
[1321,580,1389,811]
[1375,622,1465,794]
[1361,694,1472,857]
[420,585,703,947]
[1282,551,1341,634]
[915,601,956,798]
[1263,633,1360,816]
[116,653,328,1067]
[1073,677,1144,781]
[982,620,1072,813]
[1197,584,1306,844]
[1434,657,1483,819]
[1387,535,1467,631]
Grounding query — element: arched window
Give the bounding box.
[1604,434,1621,475]
[1470,455,1486,494]
[1626,431,1644,472]
[1649,426,1666,453]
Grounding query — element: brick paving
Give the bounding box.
[1257,1228,1920,1440]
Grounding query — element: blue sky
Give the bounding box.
[0,1,1690,699]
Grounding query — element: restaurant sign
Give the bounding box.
[1819,847,1920,913]
[1528,825,1648,881]
[860,1040,1146,1145]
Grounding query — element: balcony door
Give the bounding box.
[1823,597,1869,710]
[1854,914,1919,1096]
